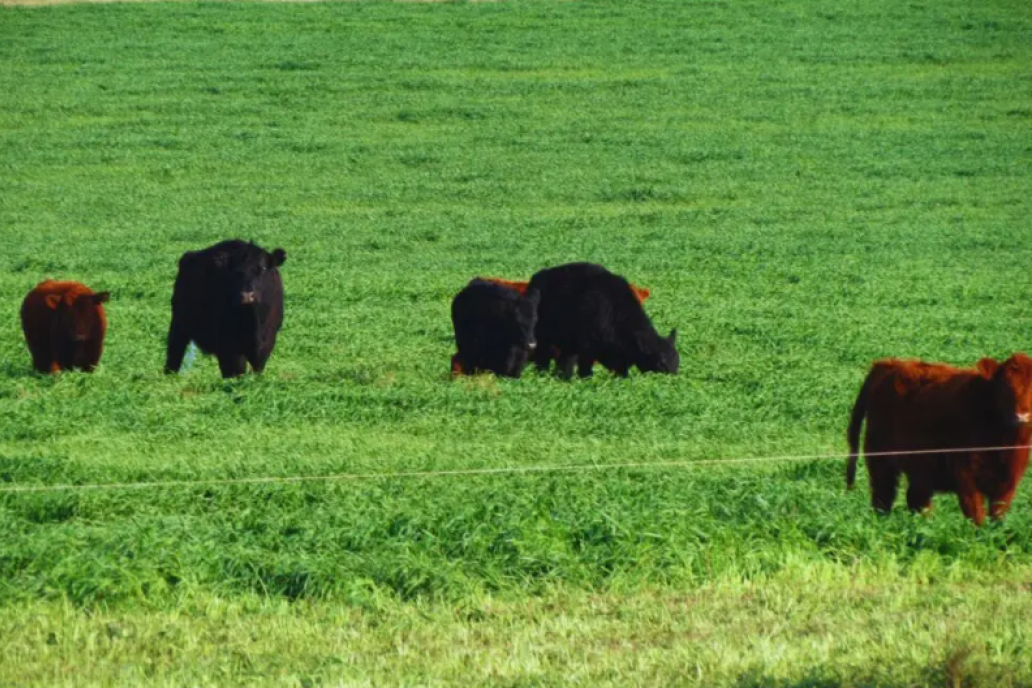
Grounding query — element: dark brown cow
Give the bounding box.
[846,354,1032,525]
[20,280,110,373]
[481,277,651,304]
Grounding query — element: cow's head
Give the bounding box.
[978,353,1032,427]
[498,289,539,377]
[46,290,108,343]
[638,329,679,375]
[229,243,286,306]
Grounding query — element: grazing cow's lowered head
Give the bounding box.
[978,353,1032,428]
[637,328,679,375]
[219,242,287,307]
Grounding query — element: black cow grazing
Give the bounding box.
[526,262,678,379]
[165,239,286,378]
[451,278,540,378]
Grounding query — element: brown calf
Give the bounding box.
[480,277,651,304]
[846,354,1032,525]
[20,280,110,373]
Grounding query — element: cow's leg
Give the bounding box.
[611,362,631,378]
[988,485,1019,521]
[29,351,52,374]
[451,354,465,376]
[502,348,530,378]
[247,354,267,374]
[556,354,576,380]
[245,343,269,374]
[217,353,248,378]
[248,331,279,375]
[53,339,75,373]
[165,319,191,373]
[867,462,899,514]
[956,478,986,526]
[577,357,594,379]
[532,345,553,372]
[906,482,934,514]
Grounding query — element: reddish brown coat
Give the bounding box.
[846,354,1032,525]
[481,277,650,304]
[21,280,110,373]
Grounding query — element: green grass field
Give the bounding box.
[1,0,1031,684]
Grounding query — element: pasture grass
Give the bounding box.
[1,0,1032,683]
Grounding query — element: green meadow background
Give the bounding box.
[1,0,1031,684]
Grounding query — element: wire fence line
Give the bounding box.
[0,444,1029,495]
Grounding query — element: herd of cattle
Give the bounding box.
[15,239,1032,526]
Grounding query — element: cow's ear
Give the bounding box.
[668,329,678,346]
[976,357,1000,377]
[639,287,650,300]
[92,291,110,305]
[45,293,62,310]
[271,248,286,267]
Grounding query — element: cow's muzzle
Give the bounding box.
[240,291,259,305]
[1016,412,1032,426]
[527,341,537,352]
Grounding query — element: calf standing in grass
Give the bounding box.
[165,239,286,378]
[21,280,110,373]
[451,278,539,378]
[526,262,678,379]
[846,354,1032,525]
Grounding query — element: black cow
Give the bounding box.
[165,239,286,378]
[451,278,539,378]
[526,262,678,379]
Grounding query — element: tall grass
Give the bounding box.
[1,0,1031,683]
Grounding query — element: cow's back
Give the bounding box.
[529,263,651,353]
[452,279,521,347]
[862,360,992,493]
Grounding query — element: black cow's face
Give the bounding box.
[228,246,286,306]
[499,293,539,377]
[639,329,679,375]
[983,354,1032,428]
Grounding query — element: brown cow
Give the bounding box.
[846,354,1032,525]
[481,277,650,304]
[20,280,110,373]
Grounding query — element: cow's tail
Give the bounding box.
[846,368,874,490]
